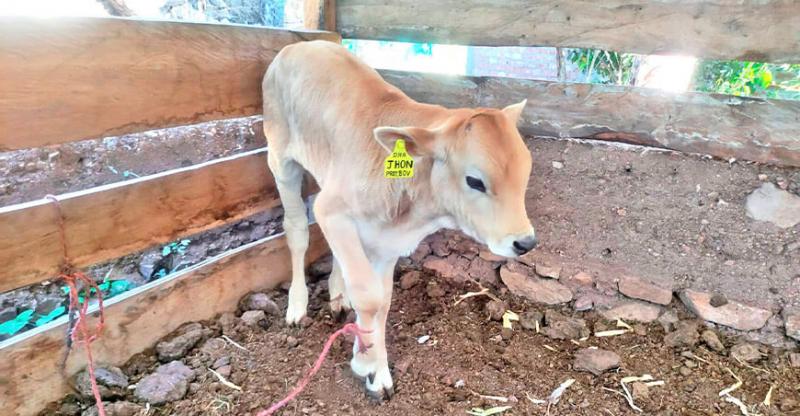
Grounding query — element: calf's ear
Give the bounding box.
[373,126,440,158]
[502,99,527,125]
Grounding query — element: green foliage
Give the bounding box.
[0,309,34,336]
[693,61,800,100]
[567,48,639,85]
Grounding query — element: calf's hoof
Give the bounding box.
[284,301,308,326]
[329,296,352,321]
[365,370,395,402]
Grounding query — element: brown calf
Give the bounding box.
[262,40,536,399]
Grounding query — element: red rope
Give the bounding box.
[62,272,106,416]
[256,323,372,416]
[46,195,107,416]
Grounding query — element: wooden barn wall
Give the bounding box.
[338,0,800,63]
[0,228,328,416]
[0,17,340,151]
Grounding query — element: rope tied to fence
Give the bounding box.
[256,322,372,416]
[46,195,107,416]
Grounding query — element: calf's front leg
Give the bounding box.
[314,194,394,400]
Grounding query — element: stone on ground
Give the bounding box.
[543,310,589,340]
[573,348,620,376]
[134,361,195,405]
[745,182,800,228]
[73,365,129,400]
[239,292,280,316]
[664,320,700,348]
[500,266,573,305]
[730,343,763,363]
[631,382,650,401]
[520,310,544,331]
[790,353,800,368]
[785,312,800,341]
[218,312,238,336]
[422,255,469,282]
[479,250,506,262]
[534,263,561,279]
[700,330,725,353]
[426,282,446,298]
[600,301,662,323]
[82,401,143,416]
[618,275,673,305]
[679,290,772,331]
[410,242,432,263]
[564,272,594,288]
[156,323,212,361]
[657,309,680,332]
[484,299,508,321]
[467,257,499,285]
[399,270,421,290]
[573,294,594,311]
[240,310,267,327]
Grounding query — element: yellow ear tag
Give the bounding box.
[384,139,414,179]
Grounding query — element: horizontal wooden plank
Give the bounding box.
[0,148,290,293]
[380,70,800,167]
[338,0,800,63]
[0,17,340,151]
[0,226,329,416]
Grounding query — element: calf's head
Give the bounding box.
[374,100,537,257]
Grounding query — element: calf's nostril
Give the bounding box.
[512,236,537,255]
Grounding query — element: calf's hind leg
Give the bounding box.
[267,153,310,325]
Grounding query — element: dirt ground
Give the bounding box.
[49,255,800,416]
[525,138,798,314]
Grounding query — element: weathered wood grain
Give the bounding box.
[0,148,298,292]
[381,70,800,167]
[338,0,800,63]
[304,0,337,31]
[0,226,328,416]
[0,17,340,151]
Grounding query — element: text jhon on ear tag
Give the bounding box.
[384,139,414,178]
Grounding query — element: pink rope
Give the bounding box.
[256,323,372,416]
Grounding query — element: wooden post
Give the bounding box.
[304,0,336,31]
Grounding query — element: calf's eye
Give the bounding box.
[466,176,486,193]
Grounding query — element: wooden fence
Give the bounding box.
[337,0,800,167]
[0,17,337,416]
[1,1,799,414]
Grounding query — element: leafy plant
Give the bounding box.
[693,61,800,100]
[567,48,640,85]
[0,309,34,336]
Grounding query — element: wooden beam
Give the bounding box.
[0,148,309,293]
[0,226,329,416]
[304,0,336,31]
[0,17,340,151]
[338,0,800,63]
[380,70,800,167]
